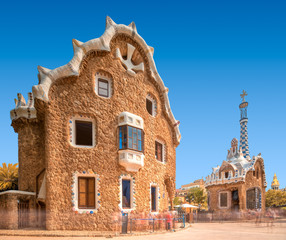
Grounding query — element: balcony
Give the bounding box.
[118,149,144,172]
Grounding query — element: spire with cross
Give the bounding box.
[239,90,250,159]
[240,90,247,102]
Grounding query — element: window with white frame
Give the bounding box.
[69,116,96,148]
[71,170,100,214]
[119,126,144,152]
[150,183,159,212]
[146,94,157,117]
[119,175,135,211]
[78,177,95,209]
[95,73,112,98]
[151,186,157,211]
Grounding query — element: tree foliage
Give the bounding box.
[187,187,207,206]
[173,196,182,206]
[0,163,18,192]
[266,189,286,207]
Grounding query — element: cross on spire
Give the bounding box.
[240,90,247,102]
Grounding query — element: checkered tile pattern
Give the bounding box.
[240,120,250,158]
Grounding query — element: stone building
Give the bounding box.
[176,178,205,200]
[1,17,181,230]
[205,91,267,212]
[271,173,280,190]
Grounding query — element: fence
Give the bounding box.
[193,209,286,223]
[120,216,186,234]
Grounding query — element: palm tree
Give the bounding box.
[0,163,18,191]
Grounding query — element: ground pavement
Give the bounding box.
[0,221,285,240]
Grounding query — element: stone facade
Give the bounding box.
[205,92,266,213]
[176,179,205,202]
[0,191,37,229]
[7,17,181,230]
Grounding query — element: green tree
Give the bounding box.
[0,163,18,192]
[173,197,182,206]
[266,189,286,207]
[187,187,207,207]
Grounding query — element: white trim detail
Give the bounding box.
[94,72,112,99]
[146,93,157,117]
[118,112,144,130]
[150,182,160,213]
[69,115,96,148]
[119,174,136,213]
[218,191,230,209]
[72,170,100,214]
[0,190,36,196]
[118,149,144,172]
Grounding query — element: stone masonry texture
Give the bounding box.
[11,34,178,231]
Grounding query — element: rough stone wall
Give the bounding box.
[244,160,266,212]
[207,182,244,212]
[11,119,45,192]
[207,161,266,212]
[0,193,37,229]
[0,194,18,229]
[43,35,177,230]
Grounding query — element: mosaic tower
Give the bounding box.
[239,90,250,159]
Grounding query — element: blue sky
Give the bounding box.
[0,0,285,189]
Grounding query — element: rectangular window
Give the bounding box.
[122,179,131,209]
[225,172,229,178]
[151,186,157,212]
[146,99,153,115]
[75,121,93,146]
[98,78,109,97]
[119,126,143,152]
[78,177,95,209]
[155,141,163,162]
[220,192,227,207]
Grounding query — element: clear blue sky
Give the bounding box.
[0,0,285,190]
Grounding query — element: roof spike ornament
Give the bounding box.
[239,90,250,159]
[72,39,84,52]
[105,16,116,29]
[128,21,137,33]
[17,93,26,107]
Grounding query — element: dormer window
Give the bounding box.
[146,94,157,117]
[98,79,109,97]
[146,99,153,115]
[225,172,229,179]
[95,73,112,98]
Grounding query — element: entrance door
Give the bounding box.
[232,190,239,211]
[18,200,29,228]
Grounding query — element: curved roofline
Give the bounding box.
[11,16,181,144]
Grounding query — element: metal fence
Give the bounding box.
[193,208,286,223]
[120,216,186,234]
